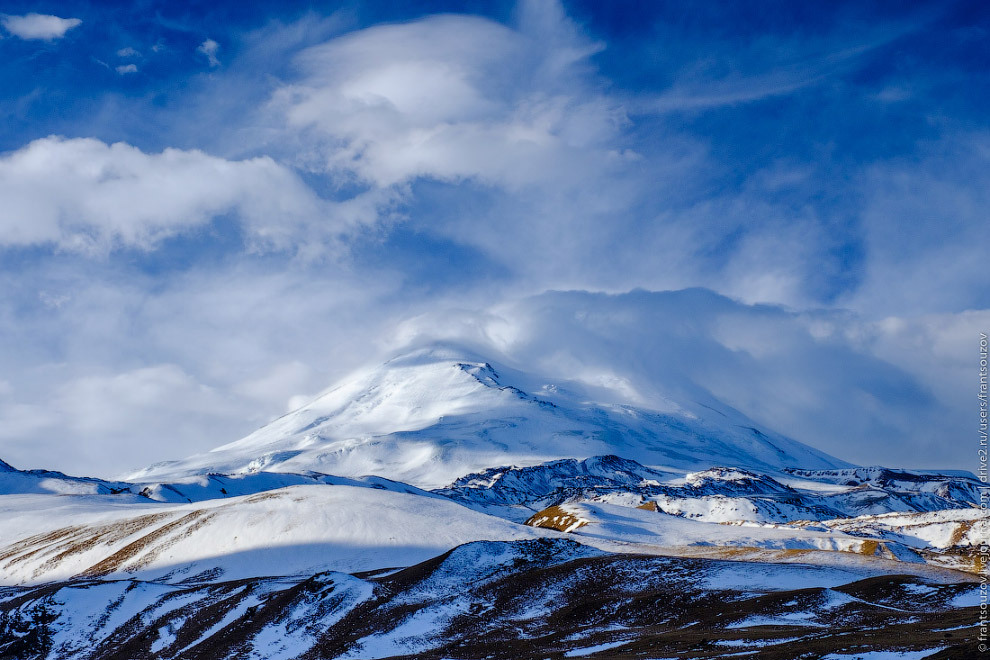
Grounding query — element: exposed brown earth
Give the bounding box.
[525,505,589,532]
[79,510,217,578]
[0,513,176,582]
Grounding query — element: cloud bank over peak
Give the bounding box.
[391,289,977,470]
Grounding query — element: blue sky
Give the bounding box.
[0,0,987,476]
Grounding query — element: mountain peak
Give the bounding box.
[127,347,850,487]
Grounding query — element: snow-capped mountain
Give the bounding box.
[1,344,985,659]
[128,345,849,488]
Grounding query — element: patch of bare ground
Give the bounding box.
[34,514,176,577]
[0,512,175,580]
[858,539,879,556]
[948,519,974,545]
[244,491,285,504]
[0,525,89,565]
[525,505,589,532]
[79,511,217,578]
[921,546,984,574]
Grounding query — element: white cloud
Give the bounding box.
[1,13,81,40]
[258,3,880,310]
[842,132,990,315]
[115,63,138,75]
[0,365,241,473]
[233,361,317,411]
[198,38,220,67]
[271,7,618,190]
[392,289,972,470]
[638,43,895,114]
[258,2,701,298]
[0,136,349,254]
[117,46,140,57]
[38,290,70,309]
[0,259,402,476]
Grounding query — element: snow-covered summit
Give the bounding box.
[128,344,849,488]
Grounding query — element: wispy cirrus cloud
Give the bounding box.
[631,18,927,114]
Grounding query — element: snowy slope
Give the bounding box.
[527,500,987,577]
[0,485,543,586]
[132,471,441,504]
[0,459,131,497]
[808,508,990,550]
[128,345,849,488]
[3,478,978,589]
[543,501,871,554]
[782,508,990,573]
[0,453,441,506]
[437,455,982,523]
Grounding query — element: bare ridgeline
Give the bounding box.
[1,348,985,658]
